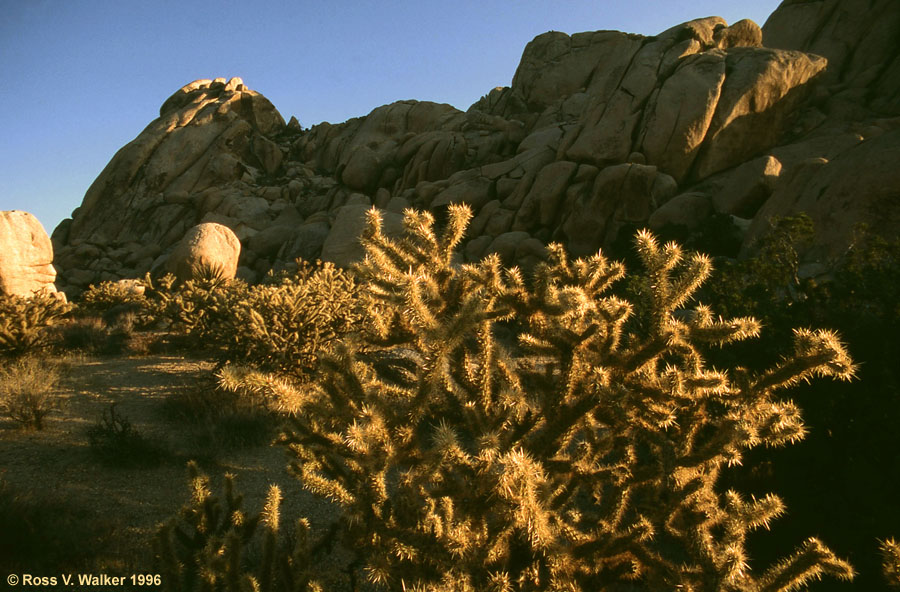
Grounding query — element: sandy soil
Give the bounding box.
[0,354,344,580]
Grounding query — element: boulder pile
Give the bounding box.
[45,1,900,296]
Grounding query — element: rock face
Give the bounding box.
[762,0,900,118]
[744,126,900,258]
[167,222,241,281]
[320,205,406,269]
[0,211,59,297]
[50,1,900,293]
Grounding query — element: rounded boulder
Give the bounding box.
[0,210,59,297]
[166,222,241,281]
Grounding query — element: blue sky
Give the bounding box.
[0,0,781,235]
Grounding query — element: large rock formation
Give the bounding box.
[52,76,288,290]
[50,1,900,294]
[0,211,59,297]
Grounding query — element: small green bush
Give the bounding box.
[0,290,71,358]
[0,356,62,430]
[815,225,900,329]
[702,215,814,322]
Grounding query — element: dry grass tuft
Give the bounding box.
[0,356,62,429]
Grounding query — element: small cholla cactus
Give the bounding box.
[78,279,147,313]
[156,272,248,344]
[229,206,855,591]
[224,261,361,375]
[154,461,322,592]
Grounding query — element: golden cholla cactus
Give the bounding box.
[150,261,359,376]
[244,206,855,590]
[224,261,361,375]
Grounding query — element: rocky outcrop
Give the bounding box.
[50,1,900,295]
[0,211,59,297]
[744,124,900,258]
[740,0,900,255]
[472,17,824,185]
[167,222,241,281]
[762,0,900,118]
[52,77,288,290]
[321,205,405,268]
[560,163,677,256]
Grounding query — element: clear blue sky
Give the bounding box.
[0,0,782,236]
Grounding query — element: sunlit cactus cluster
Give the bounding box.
[144,261,360,375]
[214,205,856,591]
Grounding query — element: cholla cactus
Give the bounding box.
[157,272,247,342]
[243,206,855,590]
[79,279,147,312]
[150,261,358,376]
[225,261,361,375]
[154,462,322,592]
[882,538,900,588]
[0,290,71,357]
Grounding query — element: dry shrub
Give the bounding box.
[53,317,132,356]
[160,369,279,453]
[0,356,62,430]
[86,403,170,468]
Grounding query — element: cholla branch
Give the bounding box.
[758,537,855,591]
